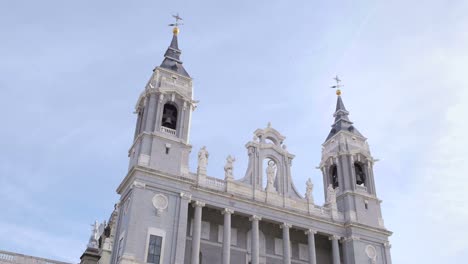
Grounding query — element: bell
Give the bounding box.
[163,116,173,126]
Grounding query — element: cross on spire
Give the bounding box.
[168,13,184,27]
[330,75,343,96]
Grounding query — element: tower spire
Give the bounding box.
[325,76,363,141]
[159,14,190,77]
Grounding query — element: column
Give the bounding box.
[191,201,205,264]
[329,235,341,264]
[222,209,234,264]
[305,229,317,264]
[249,215,262,264]
[280,223,291,264]
[174,193,191,264]
[140,93,157,158]
[384,242,392,264]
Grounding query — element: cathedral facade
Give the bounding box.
[80,26,392,264]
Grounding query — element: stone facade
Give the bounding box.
[80,27,393,264]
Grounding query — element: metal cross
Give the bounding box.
[168,13,184,27]
[330,75,343,90]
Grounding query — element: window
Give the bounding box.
[354,162,366,186]
[147,235,163,264]
[161,103,178,130]
[330,165,339,188]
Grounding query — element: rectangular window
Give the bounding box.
[147,235,163,264]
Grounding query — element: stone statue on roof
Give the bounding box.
[224,155,236,180]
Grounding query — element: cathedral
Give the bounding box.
[79,24,393,264]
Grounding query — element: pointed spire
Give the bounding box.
[325,94,364,142]
[158,26,190,77]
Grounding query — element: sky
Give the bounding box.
[0,0,467,263]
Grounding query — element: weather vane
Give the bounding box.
[168,13,183,35]
[330,75,343,95]
[169,13,183,27]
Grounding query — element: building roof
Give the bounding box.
[158,29,190,77]
[325,95,364,142]
[0,249,71,264]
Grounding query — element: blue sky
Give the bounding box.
[1,0,467,263]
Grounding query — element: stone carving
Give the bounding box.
[152,194,169,216]
[197,146,209,175]
[224,155,236,180]
[365,245,377,263]
[326,184,337,205]
[305,178,314,203]
[265,160,277,192]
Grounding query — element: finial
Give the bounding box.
[168,13,183,35]
[330,75,343,96]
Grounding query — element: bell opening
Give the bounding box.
[162,103,178,130]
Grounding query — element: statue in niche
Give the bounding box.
[326,184,337,205]
[224,155,236,180]
[266,160,277,192]
[305,178,314,202]
[197,146,209,174]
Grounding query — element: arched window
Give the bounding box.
[330,165,339,189]
[161,103,178,130]
[354,162,366,186]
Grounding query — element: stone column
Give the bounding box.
[222,209,234,264]
[384,242,392,264]
[305,229,317,264]
[280,223,291,264]
[191,201,205,264]
[174,193,192,264]
[249,215,262,264]
[329,235,341,264]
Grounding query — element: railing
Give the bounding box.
[0,253,15,262]
[356,184,368,193]
[160,126,176,136]
[205,176,226,191]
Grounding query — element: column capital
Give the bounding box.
[280,223,292,229]
[384,241,392,249]
[329,235,340,241]
[180,192,192,201]
[342,235,360,242]
[192,201,205,208]
[222,208,234,215]
[249,215,262,221]
[305,229,318,235]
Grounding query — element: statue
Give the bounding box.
[224,155,236,180]
[87,220,99,249]
[265,160,277,192]
[197,146,209,174]
[326,184,337,205]
[305,178,314,202]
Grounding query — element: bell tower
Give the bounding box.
[128,25,196,176]
[319,84,384,228]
